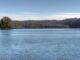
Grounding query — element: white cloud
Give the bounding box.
[44,13,80,20]
[0,12,80,20]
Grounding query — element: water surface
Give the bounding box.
[0,29,79,60]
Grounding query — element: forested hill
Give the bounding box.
[0,17,80,29]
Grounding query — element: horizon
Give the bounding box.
[0,0,80,20]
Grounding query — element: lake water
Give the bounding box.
[0,29,80,60]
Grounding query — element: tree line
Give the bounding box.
[0,17,80,29]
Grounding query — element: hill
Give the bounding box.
[0,17,80,29]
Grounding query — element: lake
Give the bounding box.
[0,29,80,60]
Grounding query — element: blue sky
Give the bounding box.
[0,0,80,20]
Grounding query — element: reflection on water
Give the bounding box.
[0,29,79,60]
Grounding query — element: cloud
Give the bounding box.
[45,13,80,20]
[0,12,80,20]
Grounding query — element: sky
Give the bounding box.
[0,0,80,20]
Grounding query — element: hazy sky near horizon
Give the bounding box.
[0,0,80,20]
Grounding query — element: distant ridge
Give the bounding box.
[0,17,80,29]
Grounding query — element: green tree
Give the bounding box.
[0,17,12,29]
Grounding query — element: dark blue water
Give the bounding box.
[0,29,80,60]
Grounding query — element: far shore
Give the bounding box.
[0,17,80,29]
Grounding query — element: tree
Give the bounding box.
[0,17,12,29]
